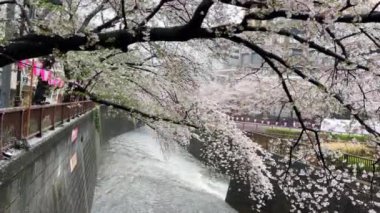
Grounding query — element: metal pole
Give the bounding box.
[0,3,16,108]
[14,65,22,106]
[25,60,35,136]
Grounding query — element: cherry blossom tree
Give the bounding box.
[1,0,380,211]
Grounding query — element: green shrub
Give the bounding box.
[325,132,369,142]
[265,128,301,138]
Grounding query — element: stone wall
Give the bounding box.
[0,106,136,213]
[0,109,100,213]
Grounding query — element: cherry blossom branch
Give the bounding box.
[73,83,199,129]
[339,0,356,12]
[245,10,380,23]
[227,35,332,175]
[325,27,348,58]
[360,28,380,48]
[241,26,368,71]
[92,16,122,33]
[78,0,108,33]
[369,1,380,16]
[226,35,380,139]
[139,0,173,27]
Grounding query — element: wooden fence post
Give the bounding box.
[38,107,43,137]
[20,109,24,139]
[51,105,55,130]
[0,112,3,159]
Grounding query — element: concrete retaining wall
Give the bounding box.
[0,106,136,213]
[0,109,99,213]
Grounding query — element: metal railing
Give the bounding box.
[341,153,378,172]
[0,101,95,156]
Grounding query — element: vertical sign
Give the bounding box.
[71,127,79,143]
[70,152,77,173]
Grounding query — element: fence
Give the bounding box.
[0,101,95,157]
[230,115,320,129]
[341,153,378,172]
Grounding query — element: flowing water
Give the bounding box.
[92,127,236,213]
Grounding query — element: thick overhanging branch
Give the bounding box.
[0,0,221,66]
[219,0,267,8]
[0,26,216,67]
[187,0,214,27]
[0,0,16,5]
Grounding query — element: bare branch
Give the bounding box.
[369,1,380,16]
[360,28,380,48]
[92,16,121,33]
[325,27,348,58]
[78,0,108,33]
[187,0,214,28]
[0,0,15,5]
[139,0,174,27]
[121,0,128,29]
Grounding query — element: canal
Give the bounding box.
[92,127,236,213]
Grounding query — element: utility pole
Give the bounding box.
[0,3,16,108]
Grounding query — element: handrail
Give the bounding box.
[0,101,95,158]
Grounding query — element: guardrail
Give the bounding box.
[0,101,95,157]
[230,115,319,129]
[341,153,378,172]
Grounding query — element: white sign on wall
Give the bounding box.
[70,152,77,173]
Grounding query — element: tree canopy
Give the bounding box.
[1,0,380,211]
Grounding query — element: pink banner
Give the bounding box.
[48,78,55,86]
[32,62,43,76]
[41,69,51,81]
[58,80,65,88]
[18,59,31,69]
[54,78,61,87]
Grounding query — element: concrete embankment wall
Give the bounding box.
[0,107,136,213]
[0,109,99,213]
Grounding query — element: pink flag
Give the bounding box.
[41,69,51,81]
[48,78,55,86]
[59,80,65,88]
[18,59,30,69]
[32,63,42,76]
[54,78,61,87]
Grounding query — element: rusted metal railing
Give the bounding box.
[0,101,95,157]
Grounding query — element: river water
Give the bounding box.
[92,127,236,213]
